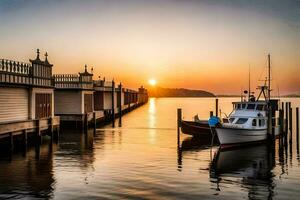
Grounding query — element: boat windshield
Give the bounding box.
[246,104,256,110]
[256,104,265,111]
[236,104,246,110]
[229,117,235,123]
[235,118,248,124]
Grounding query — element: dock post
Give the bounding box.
[282,102,285,134]
[285,102,289,136]
[296,107,299,156]
[93,112,96,134]
[84,113,88,134]
[268,103,274,141]
[215,98,219,117]
[289,105,293,144]
[112,80,115,128]
[118,83,122,127]
[177,108,182,148]
[210,111,213,117]
[23,129,27,150]
[296,107,299,141]
[49,117,54,143]
[36,119,42,145]
[55,126,60,143]
[279,109,284,136]
[9,132,14,152]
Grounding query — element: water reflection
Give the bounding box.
[0,141,56,199]
[55,128,96,172]
[210,144,276,199]
[177,137,214,171]
[0,97,299,199]
[148,98,156,129]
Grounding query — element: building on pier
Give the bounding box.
[53,65,100,126]
[0,49,60,148]
[138,86,148,105]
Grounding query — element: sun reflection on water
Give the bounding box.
[148,98,156,129]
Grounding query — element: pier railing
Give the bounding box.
[0,59,53,87]
[53,74,93,89]
[93,80,105,87]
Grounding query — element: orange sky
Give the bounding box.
[0,0,299,95]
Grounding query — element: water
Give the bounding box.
[0,97,300,199]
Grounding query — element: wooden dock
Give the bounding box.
[0,49,149,151]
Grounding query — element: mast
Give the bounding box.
[268,54,271,101]
[248,65,251,101]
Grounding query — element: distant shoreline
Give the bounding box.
[148,95,300,98]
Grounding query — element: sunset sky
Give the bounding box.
[0,0,299,95]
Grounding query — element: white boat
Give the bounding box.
[216,101,268,146]
[214,54,280,147]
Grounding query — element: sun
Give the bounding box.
[148,79,157,86]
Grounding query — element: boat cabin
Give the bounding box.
[223,101,268,129]
[232,101,267,111]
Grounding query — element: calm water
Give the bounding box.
[1,97,300,200]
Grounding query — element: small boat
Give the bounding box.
[181,120,211,137]
[181,114,219,142]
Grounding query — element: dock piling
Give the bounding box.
[289,105,293,144]
[279,109,284,136]
[210,111,213,118]
[268,103,274,140]
[36,119,42,145]
[9,132,14,152]
[93,112,97,134]
[23,129,27,149]
[215,98,219,117]
[285,102,289,136]
[118,83,122,127]
[84,113,88,133]
[112,80,115,128]
[296,107,299,140]
[177,108,182,148]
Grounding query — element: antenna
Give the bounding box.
[248,65,251,101]
[268,54,271,101]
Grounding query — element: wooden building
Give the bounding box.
[138,86,149,105]
[0,49,60,150]
[53,65,102,126]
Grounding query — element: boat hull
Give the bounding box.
[181,120,212,138]
[215,127,267,147]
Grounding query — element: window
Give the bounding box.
[229,118,235,123]
[236,104,241,109]
[235,118,248,124]
[242,104,246,109]
[259,119,265,127]
[256,104,264,111]
[247,104,256,110]
[252,119,257,126]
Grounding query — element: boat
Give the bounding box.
[181,120,210,136]
[180,113,217,139]
[215,101,269,147]
[214,54,280,147]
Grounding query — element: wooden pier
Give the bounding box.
[0,49,149,151]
